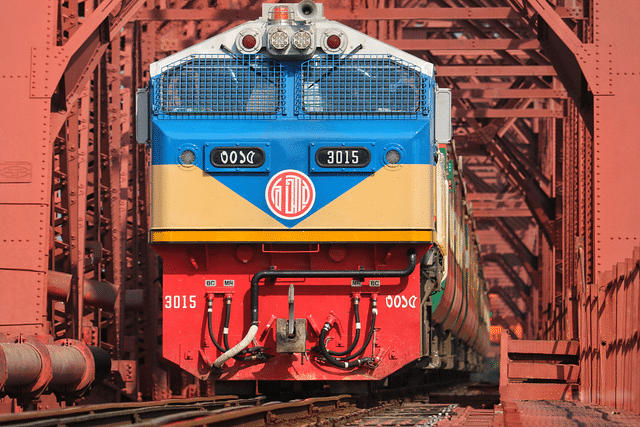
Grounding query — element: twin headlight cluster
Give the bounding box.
[236,4,347,56]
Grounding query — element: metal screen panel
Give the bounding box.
[155,54,283,116]
[300,55,422,116]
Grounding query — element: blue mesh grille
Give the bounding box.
[300,55,422,116]
[155,54,283,116]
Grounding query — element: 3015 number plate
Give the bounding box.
[210,147,265,168]
[315,147,370,168]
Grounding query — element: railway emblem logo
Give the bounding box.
[265,170,315,220]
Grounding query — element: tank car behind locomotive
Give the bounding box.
[137,0,490,394]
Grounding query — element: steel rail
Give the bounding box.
[135,395,354,427]
[0,396,262,427]
[0,377,476,426]
[0,396,354,427]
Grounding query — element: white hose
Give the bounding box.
[212,325,258,368]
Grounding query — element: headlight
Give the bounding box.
[293,30,312,50]
[270,30,289,50]
[180,149,196,165]
[385,149,401,165]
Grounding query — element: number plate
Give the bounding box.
[315,147,371,168]
[205,143,271,173]
[210,147,265,168]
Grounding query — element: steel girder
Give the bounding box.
[0,0,165,407]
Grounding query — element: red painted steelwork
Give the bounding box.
[501,400,640,427]
[579,247,640,413]
[499,331,578,401]
[0,337,96,398]
[0,0,155,406]
[47,271,144,312]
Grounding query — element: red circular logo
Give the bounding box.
[265,170,316,220]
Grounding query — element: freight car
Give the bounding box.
[136,0,490,395]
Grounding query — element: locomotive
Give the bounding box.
[136,0,490,394]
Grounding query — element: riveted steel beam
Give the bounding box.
[134,6,581,21]
[468,194,531,217]
[484,254,530,302]
[489,286,525,320]
[482,135,555,244]
[450,88,567,99]
[387,39,540,51]
[437,65,556,77]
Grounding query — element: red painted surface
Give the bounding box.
[156,243,426,381]
[500,331,579,401]
[501,401,640,427]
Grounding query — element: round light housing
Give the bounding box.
[385,149,401,165]
[242,34,257,49]
[180,149,196,165]
[326,34,341,50]
[293,30,312,50]
[270,30,289,50]
[271,6,291,21]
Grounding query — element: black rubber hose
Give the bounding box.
[327,297,361,356]
[334,298,377,362]
[250,248,417,326]
[207,299,228,353]
[318,323,374,369]
[223,297,232,351]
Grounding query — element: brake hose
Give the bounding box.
[332,298,377,362]
[318,298,377,368]
[327,295,361,357]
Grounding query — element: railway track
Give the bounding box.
[0,379,494,426]
[0,396,264,427]
[0,394,460,427]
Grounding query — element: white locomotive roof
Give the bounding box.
[150,1,434,78]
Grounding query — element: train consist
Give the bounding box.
[137,0,490,394]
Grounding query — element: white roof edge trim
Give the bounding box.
[149,19,435,79]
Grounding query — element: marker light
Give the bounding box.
[293,30,312,50]
[271,6,291,21]
[270,30,289,50]
[242,34,257,49]
[326,34,341,49]
[180,150,196,165]
[385,149,401,165]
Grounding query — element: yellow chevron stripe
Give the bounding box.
[150,229,434,243]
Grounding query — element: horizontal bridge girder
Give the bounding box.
[437,65,557,76]
[134,7,580,21]
[468,196,531,217]
[387,39,540,51]
[453,108,564,118]
[134,7,521,21]
[450,88,567,99]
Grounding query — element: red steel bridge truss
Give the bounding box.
[0,0,638,412]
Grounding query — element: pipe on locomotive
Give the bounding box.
[318,297,377,368]
[327,295,361,357]
[212,248,418,369]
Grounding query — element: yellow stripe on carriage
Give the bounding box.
[150,229,434,243]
